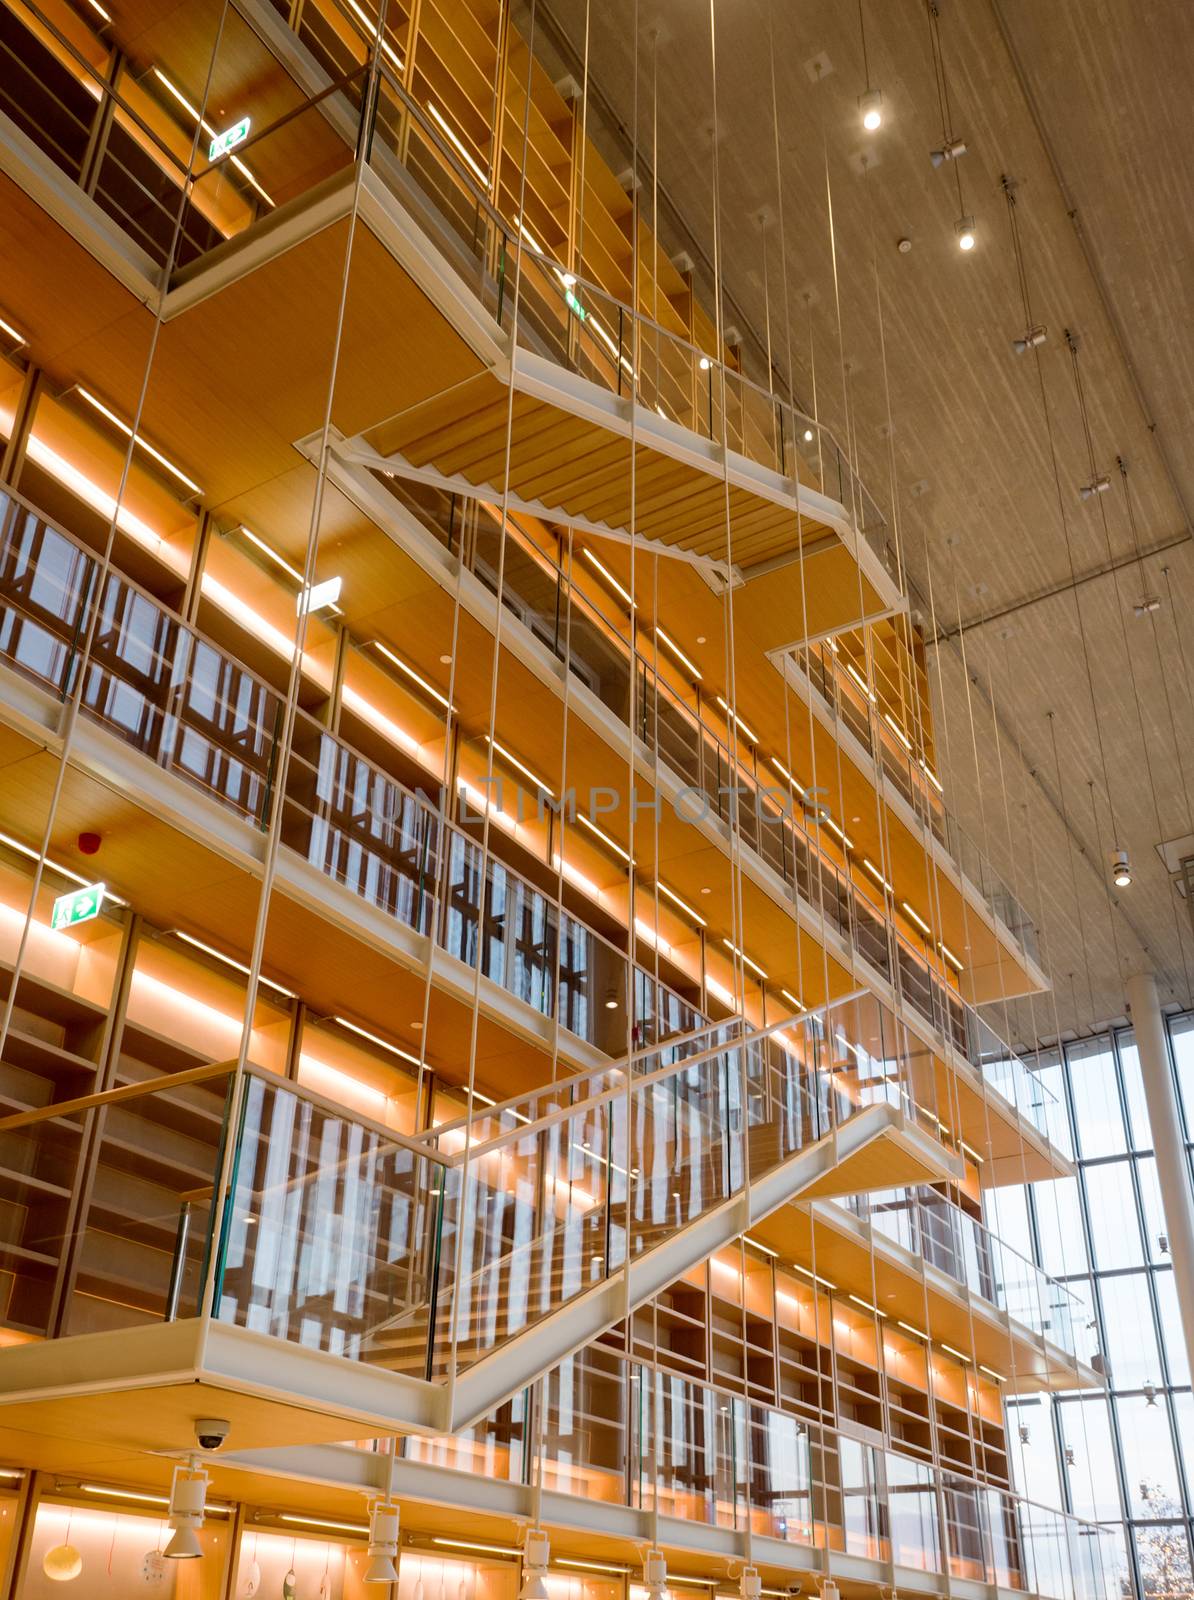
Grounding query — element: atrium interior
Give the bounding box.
[0,1,1191,1599]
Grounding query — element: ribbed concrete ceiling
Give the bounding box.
[537,0,1194,1043]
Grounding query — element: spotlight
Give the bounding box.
[859,88,883,131]
[803,427,814,442]
[1143,1382,1158,1407]
[698,356,712,371]
[520,1529,550,1600]
[1134,597,1161,617]
[603,987,619,1011]
[741,1569,762,1600]
[1018,1425,1031,1445]
[1012,325,1047,354]
[954,215,976,251]
[364,1499,399,1585]
[1111,849,1132,888]
[164,1459,208,1560]
[1079,474,1111,500]
[643,1549,668,1600]
[930,137,967,168]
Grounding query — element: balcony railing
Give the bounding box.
[790,642,1040,965]
[402,1346,1121,1600]
[0,484,1058,1150]
[836,1186,1094,1367]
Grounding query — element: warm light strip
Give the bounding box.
[657,880,706,927]
[0,314,26,346]
[960,1139,984,1165]
[581,547,634,608]
[586,311,636,378]
[793,1263,836,1291]
[80,1483,231,1513]
[172,931,296,998]
[557,1561,632,1576]
[939,941,964,972]
[277,1514,368,1535]
[941,1343,972,1363]
[821,814,855,850]
[430,1538,520,1557]
[862,857,893,893]
[901,901,933,937]
[919,758,944,793]
[780,987,805,1011]
[769,755,805,796]
[552,853,604,902]
[744,1235,778,1258]
[897,1321,928,1341]
[883,711,912,751]
[238,525,304,584]
[0,828,125,903]
[342,0,403,71]
[577,813,633,866]
[426,103,489,186]
[714,695,759,745]
[845,662,876,703]
[149,68,274,204]
[485,736,554,796]
[721,937,768,981]
[979,1364,1006,1382]
[848,1293,882,1317]
[75,386,202,496]
[82,0,111,20]
[372,640,453,712]
[655,626,702,680]
[332,1016,422,1068]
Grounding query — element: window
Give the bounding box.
[1133,1523,1193,1600]
[1083,1161,1144,1271]
[1153,1271,1190,1385]
[1168,1014,1194,1139]
[1033,1176,1089,1278]
[1068,1037,1127,1158]
[1115,1394,1182,1517]
[1056,1395,1122,1521]
[1096,1273,1162,1391]
[1117,1033,1153,1152]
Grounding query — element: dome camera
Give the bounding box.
[195,1418,231,1451]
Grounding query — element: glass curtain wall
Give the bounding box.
[997,1014,1194,1600]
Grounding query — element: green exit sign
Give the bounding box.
[51,883,105,931]
[209,117,250,162]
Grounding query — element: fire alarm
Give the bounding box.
[77,832,101,856]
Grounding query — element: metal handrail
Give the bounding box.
[0,1060,234,1132]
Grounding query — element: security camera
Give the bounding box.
[195,1418,231,1451]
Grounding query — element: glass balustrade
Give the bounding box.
[401,1350,1120,1600]
[838,1187,1095,1366]
[0,483,1058,1148]
[215,993,927,1382]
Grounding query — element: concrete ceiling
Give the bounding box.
[536,0,1194,1043]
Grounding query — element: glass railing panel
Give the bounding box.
[742,1401,815,1546]
[0,490,97,695]
[986,1489,1029,1590]
[837,1436,889,1560]
[886,1452,943,1572]
[943,1472,990,1581]
[541,1345,628,1503]
[404,1387,527,1481]
[216,1070,448,1371]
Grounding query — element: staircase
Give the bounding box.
[0,991,959,1449]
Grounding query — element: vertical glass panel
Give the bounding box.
[1030,1047,1073,1160]
[1057,1396,1123,1522]
[1034,1176,1090,1278]
[1116,1032,1154,1152]
[1083,1161,1144,1270]
[1136,1157,1172,1265]
[1115,1394,1182,1517]
[985,1182,1033,1264]
[1169,1014,1194,1138]
[1154,1270,1190,1385]
[886,1452,941,1572]
[1096,1272,1163,1390]
[1133,1523,1194,1600]
[1067,1037,1126,1158]
[1006,1397,1062,1510]
[542,1346,627,1503]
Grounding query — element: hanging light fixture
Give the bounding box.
[1079,473,1111,500]
[954,215,976,251]
[930,137,967,167]
[1110,849,1132,888]
[364,1499,400,1585]
[1012,325,1047,354]
[520,1530,550,1600]
[164,1459,208,1560]
[643,1549,668,1600]
[857,0,882,129]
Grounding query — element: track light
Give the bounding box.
[859,88,883,131]
[1012,325,1047,354]
[643,1549,668,1600]
[1111,849,1132,888]
[930,137,967,167]
[520,1530,550,1600]
[164,1459,207,1560]
[1134,596,1161,616]
[954,215,976,251]
[740,1570,762,1600]
[1079,474,1111,500]
[364,1500,399,1585]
